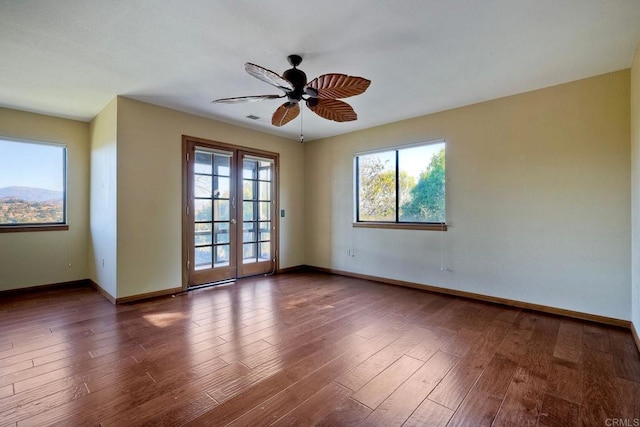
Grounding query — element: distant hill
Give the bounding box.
[0,186,63,202]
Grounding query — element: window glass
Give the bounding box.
[357,151,396,222]
[398,144,446,223]
[0,138,66,226]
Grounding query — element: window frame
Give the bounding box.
[0,137,68,233]
[353,139,447,232]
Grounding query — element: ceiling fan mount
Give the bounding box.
[212,54,371,129]
[287,54,303,67]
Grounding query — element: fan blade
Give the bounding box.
[245,63,293,92]
[307,99,357,122]
[272,102,300,127]
[211,94,283,104]
[305,74,371,99]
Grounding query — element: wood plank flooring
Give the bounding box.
[1,272,639,426]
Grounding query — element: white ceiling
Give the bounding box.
[1,1,640,142]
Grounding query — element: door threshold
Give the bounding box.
[188,279,235,291]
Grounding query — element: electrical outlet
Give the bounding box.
[346,249,351,256]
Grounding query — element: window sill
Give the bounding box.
[353,222,447,231]
[0,224,69,233]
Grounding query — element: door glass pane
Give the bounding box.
[243,180,255,200]
[215,245,230,266]
[259,202,270,221]
[258,161,271,180]
[243,202,255,221]
[194,174,212,198]
[214,155,230,176]
[194,199,212,221]
[243,243,256,262]
[214,177,230,199]
[243,222,256,243]
[195,152,212,174]
[259,222,270,241]
[214,223,229,244]
[258,181,270,201]
[195,246,212,270]
[214,200,229,221]
[259,242,270,260]
[243,160,257,179]
[195,223,212,245]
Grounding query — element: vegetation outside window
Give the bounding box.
[0,137,67,232]
[355,140,446,230]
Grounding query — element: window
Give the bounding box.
[0,137,67,231]
[355,140,446,230]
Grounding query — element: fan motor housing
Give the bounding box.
[283,67,307,101]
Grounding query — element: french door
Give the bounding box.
[183,136,278,287]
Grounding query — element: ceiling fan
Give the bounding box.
[212,55,371,128]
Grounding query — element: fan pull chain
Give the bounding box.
[299,105,304,143]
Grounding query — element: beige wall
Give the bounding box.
[89,99,118,297]
[114,97,305,298]
[305,70,631,320]
[0,108,89,291]
[631,43,640,328]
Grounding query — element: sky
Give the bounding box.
[0,139,65,191]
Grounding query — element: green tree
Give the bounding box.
[358,156,415,221]
[400,149,445,222]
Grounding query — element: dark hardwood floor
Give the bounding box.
[1,272,639,426]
